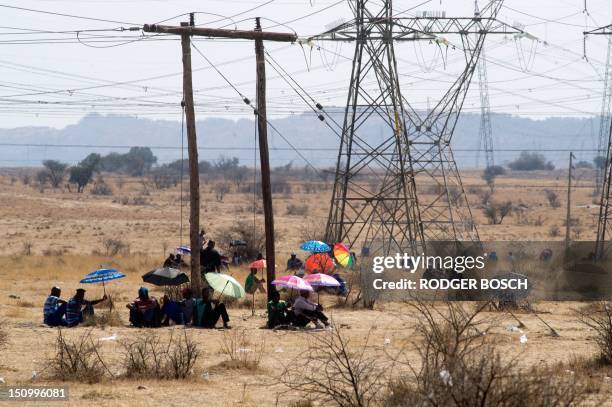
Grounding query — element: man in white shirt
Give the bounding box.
[292,290,330,328]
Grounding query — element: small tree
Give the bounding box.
[482,165,505,190]
[508,152,555,171]
[482,200,513,224]
[69,153,100,193]
[544,189,561,208]
[42,160,68,188]
[594,155,607,170]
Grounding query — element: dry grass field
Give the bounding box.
[0,169,611,406]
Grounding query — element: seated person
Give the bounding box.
[126,287,161,328]
[195,287,230,329]
[43,286,67,327]
[175,254,188,268]
[267,290,291,328]
[292,290,329,328]
[245,268,266,295]
[163,253,176,268]
[65,288,106,327]
[161,294,184,326]
[287,253,303,271]
[180,287,197,325]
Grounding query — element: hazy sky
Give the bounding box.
[0,0,611,129]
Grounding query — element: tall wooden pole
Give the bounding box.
[180,21,202,295]
[255,17,276,300]
[565,152,574,250]
[143,19,295,301]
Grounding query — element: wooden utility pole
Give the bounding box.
[180,20,202,296]
[254,18,276,297]
[565,152,575,250]
[143,19,296,301]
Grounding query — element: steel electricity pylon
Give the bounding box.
[475,2,495,169]
[312,0,521,255]
[585,24,612,259]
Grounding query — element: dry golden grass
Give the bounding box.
[0,171,610,405]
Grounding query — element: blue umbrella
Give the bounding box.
[80,268,125,295]
[300,240,331,253]
[176,246,191,255]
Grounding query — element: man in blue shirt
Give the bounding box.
[43,286,67,327]
[65,288,106,327]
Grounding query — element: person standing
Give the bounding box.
[200,240,221,273]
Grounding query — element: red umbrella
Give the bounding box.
[249,259,267,269]
[304,253,335,274]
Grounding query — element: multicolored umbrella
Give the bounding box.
[300,240,331,253]
[205,273,245,299]
[333,243,354,268]
[249,259,267,269]
[272,275,313,292]
[305,253,335,274]
[303,273,341,287]
[176,246,191,255]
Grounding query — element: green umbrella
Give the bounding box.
[205,273,245,299]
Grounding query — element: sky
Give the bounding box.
[0,0,611,129]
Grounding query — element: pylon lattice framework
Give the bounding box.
[586,24,612,258]
[315,0,521,255]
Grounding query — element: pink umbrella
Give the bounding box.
[304,273,341,287]
[272,275,313,292]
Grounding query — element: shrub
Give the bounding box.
[544,189,561,208]
[0,320,7,349]
[385,300,587,407]
[90,178,113,196]
[577,302,612,365]
[218,329,264,370]
[21,241,33,256]
[102,238,130,256]
[280,325,385,407]
[42,160,68,188]
[218,221,267,259]
[121,330,199,379]
[286,203,309,216]
[548,225,561,237]
[482,165,506,188]
[214,182,231,202]
[49,329,110,383]
[482,200,513,224]
[508,152,555,171]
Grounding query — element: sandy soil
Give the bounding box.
[0,171,610,406]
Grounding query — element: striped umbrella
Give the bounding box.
[304,273,341,288]
[80,268,125,285]
[333,243,354,268]
[80,268,124,304]
[272,275,313,292]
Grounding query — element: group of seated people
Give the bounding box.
[126,286,230,329]
[267,289,330,329]
[163,253,188,269]
[43,286,107,327]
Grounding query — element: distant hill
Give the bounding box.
[0,111,601,169]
